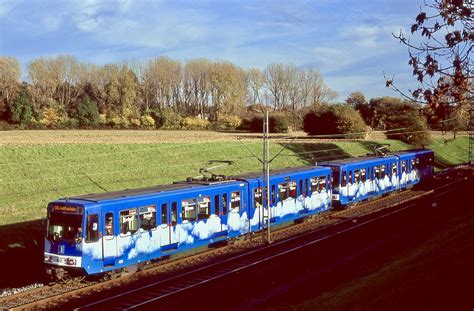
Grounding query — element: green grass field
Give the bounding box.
[0,132,469,225]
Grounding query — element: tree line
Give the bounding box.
[0,55,336,128]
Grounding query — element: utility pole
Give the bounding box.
[263,110,272,243]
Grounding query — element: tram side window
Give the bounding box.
[222,194,228,214]
[381,165,386,178]
[120,209,138,235]
[105,212,113,236]
[354,170,361,183]
[198,196,211,220]
[310,178,319,193]
[319,176,326,191]
[254,188,263,207]
[348,171,353,184]
[392,163,397,175]
[374,166,381,179]
[171,202,178,225]
[361,169,367,182]
[288,181,297,199]
[299,180,303,196]
[161,203,168,225]
[401,161,407,173]
[86,214,99,243]
[140,205,156,231]
[278,183,288,201]
[341,172,347,187]
[230,191,241,212]
[182,198,197,222]
[271,185,276,204]
[214,195,220,215]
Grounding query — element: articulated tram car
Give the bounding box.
[44,165,331,277]
[44,149,434,278]
[319,149,434,206]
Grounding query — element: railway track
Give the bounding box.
[1,166,471,310]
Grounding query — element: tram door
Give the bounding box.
[160,201,179,249]
[102,210,117,267]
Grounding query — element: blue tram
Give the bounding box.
[44,165,331,277]
[44,149,434,278]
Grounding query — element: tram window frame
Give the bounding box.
[278,183,288,201]
[299,180,303,196]
[319,176,326,192]
[305,179,309,196]
[254,188,263,208]
[161,203,168,225]
[85,213,99,243]
[139,205,156,231]
[120,208,138,235]
[214,195,220,215]
[374,166,380,179]
[354,170,361,183]
[288,181,297,199]
[222,194,228,214]
[105,212,114,237]
[181,198,197,222]
[401,161,406,173]
[171,202,178,226]
[310,177,319,193]
[271,185,276,204]
[341,171,347,187]
[197,196,211,220]
[392,163,397,175]
[230,191,241,212]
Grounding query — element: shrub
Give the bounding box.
[40,107,69,128]
[71,96,99,127]
[108,115,130,128]
[212,115,242,130]
[181,117,210,130]
[7,90,33,126]
[0,120,14,130]
[303,104,367,138]
[129,117,141,128]
[98,114,107,126]
[244,114,289,133]
[155,108,183,129]
[140,115,156,128]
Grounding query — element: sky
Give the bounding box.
[0,0,426,101]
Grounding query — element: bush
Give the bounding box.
[98,114,107,126]
[108,115,130,128]
[40,106,69,127]
[7,90,33,126]
[140,115,156,128]
[303,104,367,138]
[155,108,183,129]
[0,120,14,130]
[129,117,141,128]
[71,96,99,127]
[212,115,242,130]
[181,117,210,130]
[244,114,289,133]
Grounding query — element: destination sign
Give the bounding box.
[51,205,81,213]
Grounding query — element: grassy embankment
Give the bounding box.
[0,133,468,226]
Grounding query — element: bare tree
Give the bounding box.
[246,68,265,106]
[0,56,21,116]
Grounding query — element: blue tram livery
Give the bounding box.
[44,149,434,279]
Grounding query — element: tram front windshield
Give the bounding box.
[47,212,83,242]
